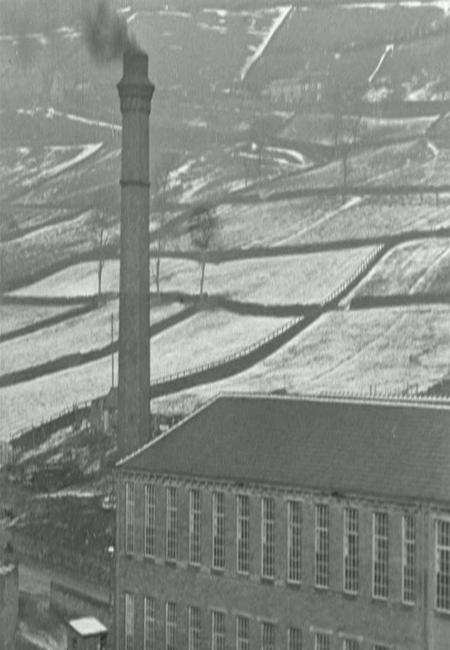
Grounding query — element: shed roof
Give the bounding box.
[68,616,107,637]
[119,393,450,503]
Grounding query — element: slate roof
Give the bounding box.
[119,394,450,503]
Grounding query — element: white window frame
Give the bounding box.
[212,492,225,570]
[124,592,135,650]
[261,621,276,650]
[144,596,155,650]
[402,514,416,605]
[188,605,201,650]
[314,631,331,650]
[315,504,330,588]
[287,626,302,650]
[125,481,135,555]
[165,601,176,650]
[343,507,359,594]
[144,484,155,558]
[212,610,226,650]
[287,500,302,584]
[189,489,201,566]
[236,615,250,650]
[435,517,450,612]
[261,497,275,579]
[236,495,250,574]
[342,639,360,650]
[372,512,389,600]
[166,486,177,562]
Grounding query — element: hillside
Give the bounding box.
[2,0,450,440]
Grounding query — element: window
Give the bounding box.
[189,490,201,565]
[373,512,389,599]
[315,632,330,650]
[166,487,177,561]
[124,592,135,650]
[402,514,416,604]
[212,611,225,650]
[261,622,275,650]
[236,495,250,574]
[188,606,201,650]
[261,497,275,579]
[144,484,155,558]
[436,519,450,611]
[144,596,155,650]
[288,627,302,650]
[343,508,359,594]
[315,504,329,588]
[125,481,135,554]
[166,602,177,650]
[342,640,359,650]
[236,615,249,650]
[287,501,302,583]
[212,492,225,570]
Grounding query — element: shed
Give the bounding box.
[66,616,107,650]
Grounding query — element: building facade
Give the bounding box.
[114,394,450,650]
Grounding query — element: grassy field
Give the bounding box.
[350,238,450,298]
[152,305,450,413]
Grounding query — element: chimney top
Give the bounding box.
[120,49,153,87]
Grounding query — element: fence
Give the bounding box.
[5,245,389,446]
[152,245,387,389]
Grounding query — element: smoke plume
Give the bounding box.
[83,1,140,63]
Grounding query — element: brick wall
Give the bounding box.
[114,470,450,650]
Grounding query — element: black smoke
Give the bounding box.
[83,1,140,63]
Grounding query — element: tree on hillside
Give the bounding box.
[91,208,110,303]
[151,151,180,296]
[329,84,365,201]
[188,203,219,299]
[249,116,272,183]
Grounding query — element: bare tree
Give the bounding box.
[188,204,219,299]
[329,85,365,201]
[91,209,109,303]
[151,152,180,296]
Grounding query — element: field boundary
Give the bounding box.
[0,304,197,389]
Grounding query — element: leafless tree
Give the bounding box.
[188,203,219,299]
[151,152,180,296]
[329,84,365,201]
[91,208,109,303]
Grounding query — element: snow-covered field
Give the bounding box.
[12,247,372,305]
[0,310,288,439]
[150,310,290,380]
[0,303,75,336]
[350,238,450,298]
[0,143,102,199]
[152,305,450,413]
[0,299,184,377]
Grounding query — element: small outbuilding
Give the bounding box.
[66,616,107,650]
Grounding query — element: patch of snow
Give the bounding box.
[33,488,103,499]
[240,6,292,82]
[21,143,103,187]
[197,22,227,34]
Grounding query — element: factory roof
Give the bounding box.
[119,393,450,503]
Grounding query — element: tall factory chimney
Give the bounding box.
[117,51,154,457]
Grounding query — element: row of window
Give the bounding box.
[123,593,391,650]
[123,482,450,611]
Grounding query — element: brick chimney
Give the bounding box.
[117,51,154,457]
